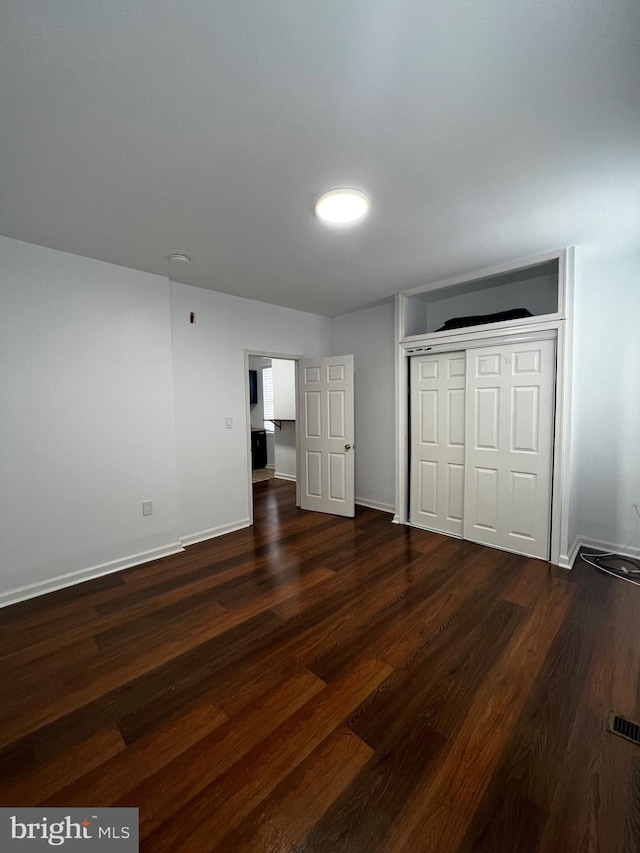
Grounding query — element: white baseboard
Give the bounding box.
[557,536,581,570]
[11,523,632,612]
[355,497,395,515]
[558,535,640,570]
[575,536,640,560]
[180,518,251,547]
[0,542,185,610]
[274,472,296,482]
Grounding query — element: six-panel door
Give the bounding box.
[463,339,555,559]
[410,352,466,536]
[298,355,355,518]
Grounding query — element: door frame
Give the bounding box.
[394,251,574,567]
[244,349,302,526]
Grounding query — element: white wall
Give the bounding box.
[274,422,296,480]
[570,247,640,554]
[170,283,330,542]
[272,359,296,479]
[330,301,396,512]
[272,359,296,420]
[0,236,331,604]
[266,432,275,468]
[0,237,181,605]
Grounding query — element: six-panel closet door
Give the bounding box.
[463,339,555,559]
[409,351,466,536]
[410,338,556,560]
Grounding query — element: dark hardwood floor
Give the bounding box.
[1,479,639,851]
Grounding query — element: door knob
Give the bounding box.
[345,443,352,450]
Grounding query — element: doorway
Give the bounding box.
[245,351,299,523]
[245,351,357,526]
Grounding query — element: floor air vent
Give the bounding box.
[608,712,640,746]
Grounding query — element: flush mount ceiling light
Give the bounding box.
[168,253,191,264]
[314,188,370,224]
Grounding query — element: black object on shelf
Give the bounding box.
[249,370,258,405]
[251,429,267,469]
[436,307,533,332]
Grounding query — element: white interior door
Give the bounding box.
[409,352,466,536]
[463,339,555,559]
[298,355,355,517]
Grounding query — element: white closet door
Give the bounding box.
[463,339,555,559]
[410,351,466,536]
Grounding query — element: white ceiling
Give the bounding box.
[2,0,639,316]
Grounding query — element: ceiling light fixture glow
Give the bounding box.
[168,253,191,264]
[315,188,370,224]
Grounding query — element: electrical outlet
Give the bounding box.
[142,500,153,516]
[225,417,233,429]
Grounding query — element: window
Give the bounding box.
[262,367,274,432]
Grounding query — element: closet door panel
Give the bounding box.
[410,352,465,536]
[509,471,537,540]
[463,339,555,559]
[418,460,438,517]
[474,466,499,531]
[474,387,500,450]
[448,388,465,446]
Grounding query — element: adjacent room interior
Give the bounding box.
[248,355,297,489]
[1,1,639,851]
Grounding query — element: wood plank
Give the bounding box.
[538,569,640,853]
[0,725,125,806]
[0,609,283,759]
[501,557,552,607]
[291,720,445,853]
[348,580,524,752]
[210,727,373,853]
[0,485,637,852]
[142,658,392,852]
[47,698,227,807]
[382,572,575,852]
[459,564,614,852]
[270,536,427,620]
[202,547,442,718]
[310,548,521,682]
[114,668,327,837]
